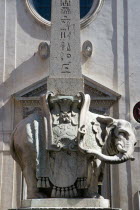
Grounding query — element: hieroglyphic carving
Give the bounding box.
[60,0,72,73]
[48,0,83,95]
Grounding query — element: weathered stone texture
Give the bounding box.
[48,0,83,95]
[20,198,110,208]
[9,208,121,210]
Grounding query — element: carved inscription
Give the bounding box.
[61,0,71,7]
[60,0,73,73]
[48,0,83,95]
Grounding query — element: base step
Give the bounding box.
[9,199,122,210]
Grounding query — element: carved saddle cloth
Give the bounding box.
[36,93,90,188]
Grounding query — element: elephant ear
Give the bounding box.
[94,116,114,146]
[91,119,103,147]
[96,116,114,126]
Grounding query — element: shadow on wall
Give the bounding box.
[1,53,49,102]
[0,0,51,106]
[16,0,51,41]
[13,52,49,94]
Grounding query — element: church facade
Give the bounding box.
[0,1,140,210]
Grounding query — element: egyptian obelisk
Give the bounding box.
[47,0,84,95]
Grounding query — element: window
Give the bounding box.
[80,0,94,19]
[26,0,104,28]
[32,0,51,21]
[32,0,93,21]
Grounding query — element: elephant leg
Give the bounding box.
[85,159,103,198]
[22,165,47,199]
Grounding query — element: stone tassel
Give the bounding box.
[63,188,66,198]
[51,186,56,198]
[63,189,65,198]
[65,187,69,197]
[77,178,81,189]
[84,178,87,188]
[42,178,46,188]
[37,178,42,188]
[56,188,61,198]
[61,188,65,197]
[77,179,80,189]
[81,178,85,189]
[46,178,50,188]
[73,186,78,197]
[69,187,73,198]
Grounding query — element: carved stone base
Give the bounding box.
[9,199,122,210]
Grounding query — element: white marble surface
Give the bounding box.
[21,198,110,208]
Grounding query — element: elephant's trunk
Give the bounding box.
[78,140,135,164]
[83,148,134,164]
[90,149,134,164]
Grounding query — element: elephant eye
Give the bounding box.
[119,132,126,137]
[119,132,129,140]
[134,142,137,146]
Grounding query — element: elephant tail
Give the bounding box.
[10,128,17,161]
[10,128,23,169]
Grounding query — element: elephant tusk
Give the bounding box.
[78,142,131,164]
[116,144,127,153]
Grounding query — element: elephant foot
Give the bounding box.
[91,192,104,199]
[84,190,104,199]
[27,191,48,199]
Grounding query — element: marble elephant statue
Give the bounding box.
[10,93,137,199]
[78,100,137,197]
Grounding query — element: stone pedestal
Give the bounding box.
[9,199,122,210]
[9,207,122,210]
